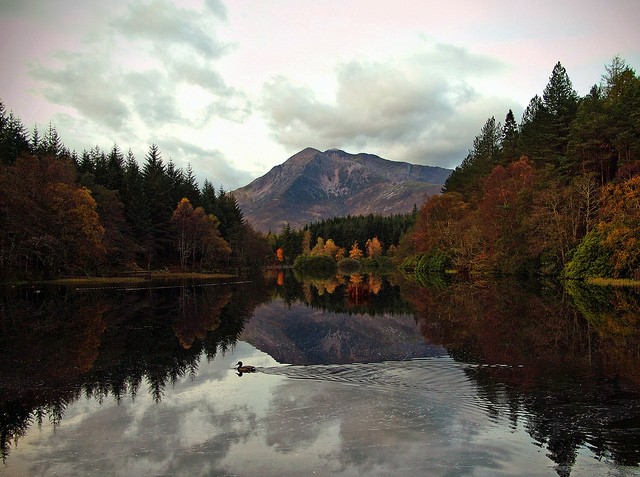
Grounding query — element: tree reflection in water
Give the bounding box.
[402,274,640,474]
[0,272,639,475]
[0,279,270,462]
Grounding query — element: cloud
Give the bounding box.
[115,0,229,60]
[24,0,253,188]
[261,43,516,168]
[159,138,250,190]
[29,50,131,131]
[204,0,227,21]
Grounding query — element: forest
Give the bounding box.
[399,57,640,280]
[1,56,639,281]
[0,111,271,279]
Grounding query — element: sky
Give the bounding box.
[1,0,639,190]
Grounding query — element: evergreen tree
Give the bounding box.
[30,125,41,154]
[542,62,579,170]
[442,116,502,200]
[182,163,202,207]
[501,109,520,164]
[42,122,64,159]
[78,149,94,175]
[201,179,217,215]
[567,85,610,181]
[106,144,125,192]
[91,145,109,185]
[142,144,173,264]
[0,104,30,165]
[122,149,149,241]
[601,56,640,173]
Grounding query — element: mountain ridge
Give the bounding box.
[233,148,451,232]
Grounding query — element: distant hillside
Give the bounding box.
[233,148,451,232]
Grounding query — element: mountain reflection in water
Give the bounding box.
[0,272,639,476]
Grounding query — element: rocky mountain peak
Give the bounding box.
[233,148,451,232]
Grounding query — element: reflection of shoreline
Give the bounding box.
[265,269,415,316]
[403,276,640,472]
[0,281,268,462]
[404,278,640,390]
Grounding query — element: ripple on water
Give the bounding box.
[260,358,477,398]
[259,357,534,427]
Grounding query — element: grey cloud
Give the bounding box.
[125,69,181,127]
[261,45,514,169]
[28,1,249,143]
[204,0,227,20]
[160,138,251,190]
[115,0,229,60]
[29,51,131,131]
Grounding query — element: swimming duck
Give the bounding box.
[235,361,256,373]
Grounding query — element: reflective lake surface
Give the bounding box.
[1,271,639,476]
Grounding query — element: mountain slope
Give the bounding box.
[233,148,451,232]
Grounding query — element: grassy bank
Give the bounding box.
[13,271,237,287]
[586,277,640,287]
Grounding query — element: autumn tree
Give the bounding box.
[596,174,640,276]
[474,157,537,274]
[0,154,106,276]
[349,241,364,259]
[171,198,231,270]
[301,229,312,255]
[365,237,383,257]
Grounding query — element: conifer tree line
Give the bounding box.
[0,107,271,278]
[403,57,640,279]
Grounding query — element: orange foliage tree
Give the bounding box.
[597,174,640,276]
[365,236,383,257]
[349,241,364,259]
[171,198,231,270]
[0,154,106,276]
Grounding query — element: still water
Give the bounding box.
[0,271,639,476]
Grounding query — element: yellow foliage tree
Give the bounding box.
[349,241,364,259]
[365,236,383,257]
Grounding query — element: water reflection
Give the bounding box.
[0,279,270,463]
[402,274,640,474]
[247,270,439,365]
[0,273,639,476]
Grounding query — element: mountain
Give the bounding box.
[233,148,451,232]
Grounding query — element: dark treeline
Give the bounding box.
[401,57,640,279]
[0,106,271,279]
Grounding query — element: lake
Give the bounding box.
[1,271,639,476]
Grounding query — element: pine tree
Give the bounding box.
[542,62,579,169]
[42,122,63,159]
[122,149,149,240]
[201,179,217,215]
[442,116,502,200]
[501,109,520,164]
[0,105,30,165]
[142,144,173,263]
[106,144,125,192]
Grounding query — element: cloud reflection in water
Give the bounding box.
[5,342,559,477]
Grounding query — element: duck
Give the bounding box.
[235,361,256,373]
